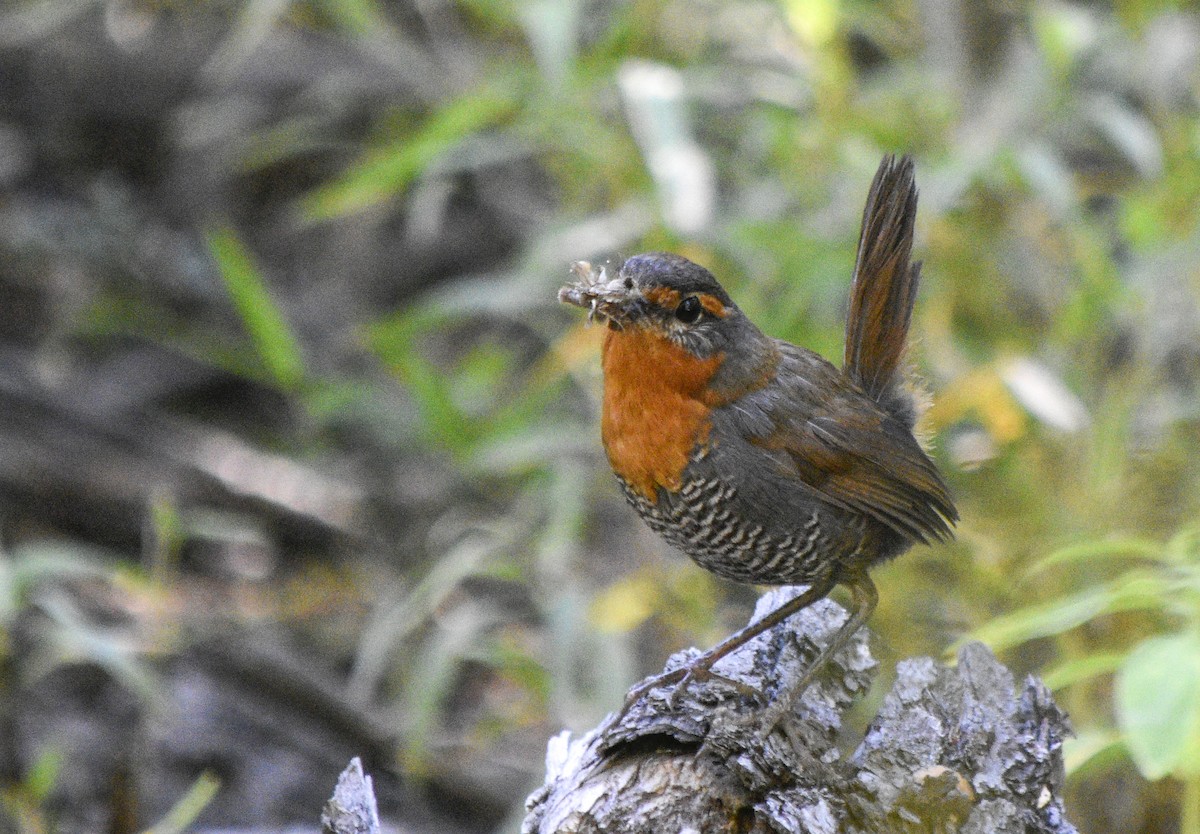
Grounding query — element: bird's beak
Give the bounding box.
[558,261,640,329]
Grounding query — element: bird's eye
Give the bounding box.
[674,296,703,324]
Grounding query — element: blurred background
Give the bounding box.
[1,0,1199,831]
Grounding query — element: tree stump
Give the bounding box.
[522,587,1077,833]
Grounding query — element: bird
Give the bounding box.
[558,154,957,725]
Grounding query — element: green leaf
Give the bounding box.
[317,0,392,36]
[208,228,306,391]
[1164,526,1200,564]
[24,747,62,803]
[1042,651,1127,691]
[142,771,221,834]
[365,309,479,453]
[1024,536,1169,578]
[0,541,117,627]
[963,569,1171,653]
[1116,632,1200,779]
[300,82,518,221]
[1063,727,1124,776]
[346,525,494,704]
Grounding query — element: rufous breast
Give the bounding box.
[600,326,724,502]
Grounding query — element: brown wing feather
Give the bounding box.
[844,155,921,406]
[771,412,956,543]
[749,346,957,544]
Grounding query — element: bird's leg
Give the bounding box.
[760,569,878,738]
[611,576,838,724]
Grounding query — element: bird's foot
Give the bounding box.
[610,659,763,725]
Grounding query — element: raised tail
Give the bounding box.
[843,154,922,424]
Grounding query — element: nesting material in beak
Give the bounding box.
[558,261,639,329]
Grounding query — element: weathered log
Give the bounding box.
[522,587,1077,833]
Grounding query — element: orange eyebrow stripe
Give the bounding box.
[644,286,681,308]
[645,286,728,319]
[698,294,728,318]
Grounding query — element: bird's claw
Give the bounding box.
[610,662,764,725]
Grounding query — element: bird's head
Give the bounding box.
[559,253,752,360]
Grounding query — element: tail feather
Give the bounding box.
[843,155,921,412]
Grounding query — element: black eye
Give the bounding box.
[674,296,703,324]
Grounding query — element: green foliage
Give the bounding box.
[300,81,521,221]
[50,0,1200,827]
[20,750,60,809]
[141,771,221,834]
[366,307,569,462]
[0,541,159,704]
[1118,633,1200,780]
[255,4,1200,823]
[0,541,113,637]
[0,747,62,834]
[208,227,307,391]
[968,524,1200,826]
[0,541,163,832]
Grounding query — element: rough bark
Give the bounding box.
[522,588,1077,834]
[322,758,381,834]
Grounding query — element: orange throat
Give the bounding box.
[600,327,724,501]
